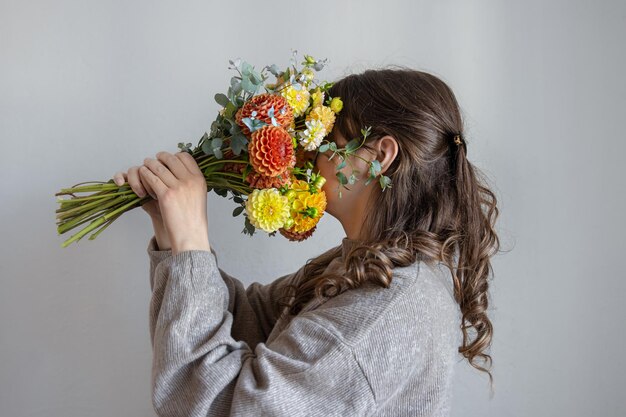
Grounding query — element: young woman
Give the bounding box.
[113,67,500,416]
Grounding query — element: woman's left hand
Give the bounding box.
[139,151,210,255]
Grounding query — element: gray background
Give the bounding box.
[1,0,624,416]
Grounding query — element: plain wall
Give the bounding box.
[1,0,624,416]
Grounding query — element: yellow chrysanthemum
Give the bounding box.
[245,188,291,233]
[306,105,336,133]
[280,85,310,117]
[330,97,343,113]
[284,179,327,233]
[311,88,325,108]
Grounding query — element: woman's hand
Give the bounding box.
[137,151,210,255]
[114,152,210,254]
[113,164,173,250]
[113,166,162,218]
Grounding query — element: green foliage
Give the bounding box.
[336,171,348,185]
[229,134,248,155]
[214,93,230,107]
[204,161,225,176]
[214,187,228,197]
[202,138,224,159]
[344,138,360,153]
[177,142,193,153]
[243,216,256,236]
[379,175,392,191]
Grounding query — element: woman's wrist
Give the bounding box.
[171,233,211,255]
[151,216,172,251]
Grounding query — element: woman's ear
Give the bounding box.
[373,135,399,174]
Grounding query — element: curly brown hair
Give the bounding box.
[274,66,501,391]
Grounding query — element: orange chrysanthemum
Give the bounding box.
[246,170,292,189]
[248,125,296,177]
[235,93,294,137]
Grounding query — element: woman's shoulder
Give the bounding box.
[300,259,461,348]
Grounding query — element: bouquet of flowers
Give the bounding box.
[55,51,392,248]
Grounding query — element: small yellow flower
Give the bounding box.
[245,189,291,233]
[306,105,335,133]
[330,97,343,113]
[300,68,315,85]
[311,88,325,108]
[280,85,310,118]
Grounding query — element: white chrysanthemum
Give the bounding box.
[298,119,327,151]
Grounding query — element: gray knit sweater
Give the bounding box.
[147,235,462,416]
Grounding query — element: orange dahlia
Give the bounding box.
[248,125,296,177]
[245,170,292,189]
[235,93,294,137]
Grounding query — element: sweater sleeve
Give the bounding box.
[146,245,376,417]
[147,235,296,349]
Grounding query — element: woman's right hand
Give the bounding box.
[113,166,172,251]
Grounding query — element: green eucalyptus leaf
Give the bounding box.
[202,141,214,156]
[241,76,257,94]
[232,206,245,217]
[241,62,253,76]
[230,134,248,155]
[224,102,238,119]
[214,93,230,107]
[336,171,348,185]
[250,70,263,85]
[244,216,256,236]
[345,138,360,153]
[214,187,228,197]
[370,160,381,174]
[267,64,280,76]
[211,138,223,152]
